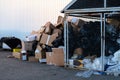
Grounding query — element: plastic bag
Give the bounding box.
[76,70,93,78]
[112,50,120,62]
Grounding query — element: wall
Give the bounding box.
[0,0,71,40]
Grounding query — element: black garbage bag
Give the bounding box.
[106,24,118,41]
[68,22,77,58]
[105,40,120,56]
[52,30,64,47]
[44,45,53,52]
[68,21,120,57]
[76,21,101,57]
[1,37,22,49]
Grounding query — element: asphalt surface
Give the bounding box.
[0,50,120,80]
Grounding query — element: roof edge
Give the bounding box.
[61,0,77,13]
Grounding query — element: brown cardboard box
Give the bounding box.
[52,28,62,35]
[74,48,83,55]
[57,16,63,24]
[46,52,53,65]
[47,33,58,46]
[54,23,63,30]
[12,52,21,59]
[52,48,64,66]
[28,56,39,62]
[37,45,42,51]
[107,19,120,27]
[35,53,42,59]
[44,22,55,35]
[40,33,58,46]
[39,33,48,44]
[36,34,42,41]
[24,41,33,51]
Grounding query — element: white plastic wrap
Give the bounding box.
[112,50,120,62]
[76,70,93,78]
[82,59,92,70]
[83,57,108,71]
[25,34,37,41]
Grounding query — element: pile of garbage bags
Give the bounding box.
[81,50,120,75]
[68,18,120,58]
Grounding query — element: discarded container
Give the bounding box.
[21,50,27,61]
[69,59,74,68]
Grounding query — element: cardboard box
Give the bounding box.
[36,34,42,41]
[35,49,42,59]
[48,33,58,46]
[12,52,21,59]
[52,48,64,66]
[40,33,58,46]
[52,29,62,35]
[57,16,63,24]
[73,48,83,55]
[39,33,48,44]
[28,56,39,62]
[35,53,42,59]
[54,23,63,30]
[44,22,55,35]
[24,41,34,51]
[107,19,120,27]
[37,45,42,51]
[46,52,53,65]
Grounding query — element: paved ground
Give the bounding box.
[0,50,120,80]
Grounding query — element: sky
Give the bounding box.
[0,0,71,39]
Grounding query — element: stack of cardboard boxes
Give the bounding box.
[12,16,65,67]
[33,16,64,66]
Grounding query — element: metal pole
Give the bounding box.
[100,13,103,71]
[104,0,107,8]
[64,13,67,67]
[66,14,69,66]
[103,13,106,71]
[100,13,105,71]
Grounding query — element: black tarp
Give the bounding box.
[1,37,22,49]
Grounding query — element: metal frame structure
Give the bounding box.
[63,8,120,71]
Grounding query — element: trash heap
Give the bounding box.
[68,17,120,76]
[12,16,65,66]
[11,14,120,76]
[68,18,120,58]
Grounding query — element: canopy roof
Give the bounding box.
[62,0,120,14]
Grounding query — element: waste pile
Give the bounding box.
[9,14,120,76]
[68,18,120,58]
[12,16,65,66]
[68,16,120,76]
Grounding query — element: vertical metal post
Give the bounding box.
[64,13,67,67]
[66,14,69,66]
[100,13,105,71]
[104,0,107,8]
[103,13,106,71]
